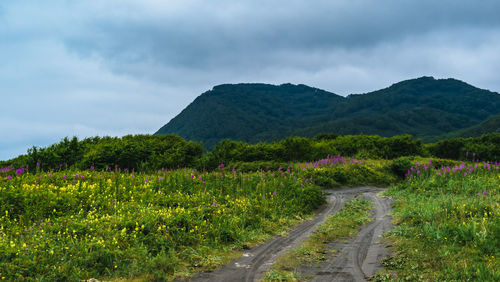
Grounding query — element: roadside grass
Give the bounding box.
[375,159,500,281]
[263,198,373,281]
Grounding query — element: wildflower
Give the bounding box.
[6,176,12,180]
[273,191,277,196]
[483,190,487,195]
[198,176,202,180]
[305,178,309,183]
[90,165,94,170]
[212,202,217,207]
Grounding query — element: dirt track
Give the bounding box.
[186,187,392,282]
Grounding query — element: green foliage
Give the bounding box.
[0,135,203,172]
[427,133,500,161]
[0,167,324,280]
[383,159,500,280]
[155,77,500,148]
[390,157,415,179]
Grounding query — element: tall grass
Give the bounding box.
[379,158,500,281]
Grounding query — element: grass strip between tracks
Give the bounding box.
[263,197,373,281]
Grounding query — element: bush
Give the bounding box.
[391,157,415,178]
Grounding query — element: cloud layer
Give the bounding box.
[1,0,500,160]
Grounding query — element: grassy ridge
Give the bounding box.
[377,159,500,281]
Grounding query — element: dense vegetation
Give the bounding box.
[377,158,500,280]
[440,112,500,139]
[2,133,499,174]
[155,77,500,148]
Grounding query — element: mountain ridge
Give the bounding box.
[155,77,500,148]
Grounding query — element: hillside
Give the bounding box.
[155,77,500,147]
[441,112,500,139]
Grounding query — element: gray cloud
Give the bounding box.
[1,0,500,160]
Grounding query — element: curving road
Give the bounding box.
[186,187,392,282]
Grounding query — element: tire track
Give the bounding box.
[309,191,393,282]
[186,187,386,282]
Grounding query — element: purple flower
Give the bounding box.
[212,202,217,207]
[6,176,12,180]
[191,174,195,179]
[483,190,487,195]
[36,162,40,167]
[80,175,85,179]
[90,165,94,170]
[261,173,265,177]
[305,178,309,183]
[266,165,269,170]
[477,193,481,197]
[198,176,202,180]
[219,163,224,169]
[273,191,277,196]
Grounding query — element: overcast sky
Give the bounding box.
[1,0,500,160]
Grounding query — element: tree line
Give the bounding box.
[1,133,498,172]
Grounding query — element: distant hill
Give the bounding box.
[155,77,500,147]
[443,112,500,138]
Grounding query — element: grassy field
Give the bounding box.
[376,158,500,281]
[4,153,496,280]
[0,165,326,280]
[0,155,394,281]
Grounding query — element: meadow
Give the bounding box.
[377,156,500,281]
[1,156,387,281]
[1,145,499,280]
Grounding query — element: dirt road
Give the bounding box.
[187,187,392,282]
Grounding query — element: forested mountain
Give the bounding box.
[155,77,500,147]
[442,112,500,138]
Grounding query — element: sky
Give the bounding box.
[1,0,500,160]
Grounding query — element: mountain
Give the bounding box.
[155,77,500,147]
[442,112,500,138]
